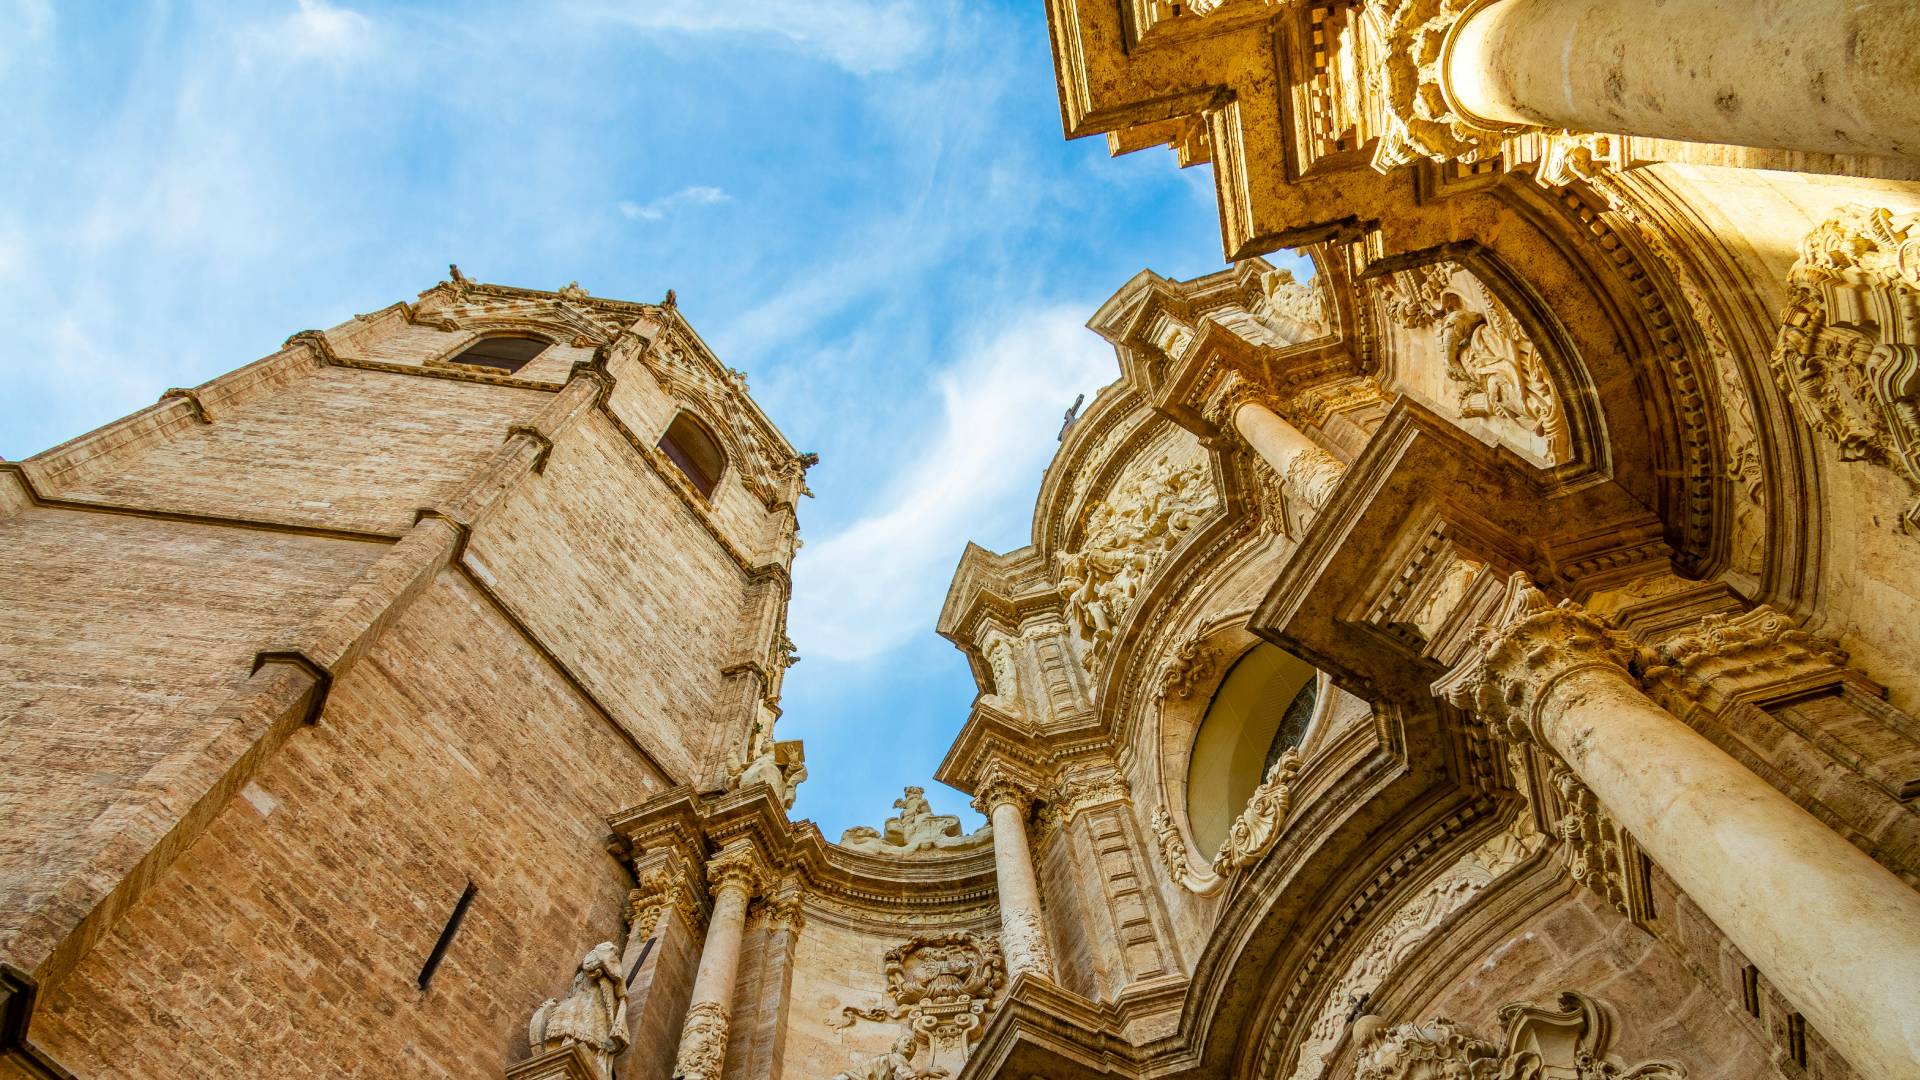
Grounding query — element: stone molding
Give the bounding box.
[627,848,706,941]
[1153,748,1304,892]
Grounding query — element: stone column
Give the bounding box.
[973,772,1055,983]
[1442,0,1920,161]
[1232,400,1345,511]
[1444,575,1920,1080]
[669,843,766,1080]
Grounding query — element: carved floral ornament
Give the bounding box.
[826,932,1007,1078]
[1351,990,1685,1080]
[1152,748,1303,894]
[1056,450,1218,674]
[1770,204,1920,531]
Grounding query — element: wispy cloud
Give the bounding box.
[788,307,1117,662]
[240,0,375,68]
[618,186,732,223]
[562,0,928,75]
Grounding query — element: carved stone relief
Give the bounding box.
[526,941,629,1080]
[1057,449,1218,674]
[839,787,993,857]
[1771,204,1920,531]
[1286,821,1544,1080]
[1370,0,1511,173]
[1377,262,1571,465]
[826,932,1007,1076]
[1152,748,1304,894]
[1352,990,1686,1080]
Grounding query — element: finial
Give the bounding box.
[663,288,677,308]
[448,263,466,284]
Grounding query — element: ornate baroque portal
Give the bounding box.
[6,6,1920,1080]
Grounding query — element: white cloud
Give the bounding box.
[564,0,928,76]
[788,307,1118,661]
[618,185,732,222]
[241,0,374,68]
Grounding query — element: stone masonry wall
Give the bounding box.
[28,568,668,1078]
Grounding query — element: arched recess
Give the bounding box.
[658,410,729,497]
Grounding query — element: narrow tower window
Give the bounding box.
[449,334,549,373]
[418,880,477,991]
[658,413,727,497]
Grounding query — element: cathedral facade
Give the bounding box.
[5,3,1920,1079]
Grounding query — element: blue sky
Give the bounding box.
[0,0,1269,837]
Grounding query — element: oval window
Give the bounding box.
[1184,643,1318,855]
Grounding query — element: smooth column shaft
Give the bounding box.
[988,800,1053,981]
[685,884,749,1010]
[671,882,751,1080]
[1234,401,1318,475]
[1539,667,1920,1080]
[1446,0,1920,161]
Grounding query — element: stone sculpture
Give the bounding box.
[827,1035,947,1080]
[527,941,629,1080]
[826,932,1006,1075]
[1057,452,1217,673]
[838,786,992,856]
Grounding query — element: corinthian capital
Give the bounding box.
[1371,0,1517,173]
[970,766,1042,817]
[1433,572,1639,744]
[705,842,770,901]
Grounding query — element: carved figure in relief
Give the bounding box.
[1382,263,1569,463]
[527,941,629,1079]
[828,1035,947,1080]
[1057,453,1217,673]
[838,786,992,856]
[1254,267,1330,342]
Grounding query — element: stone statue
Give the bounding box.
[528,941,629,1079]
[838,786,991,856]
[732,737,807,810]
[829,1035,948,1080]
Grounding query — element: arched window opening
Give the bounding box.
[658,413,727,497]
[449,334,550,373]
[1185,643,1318,855]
